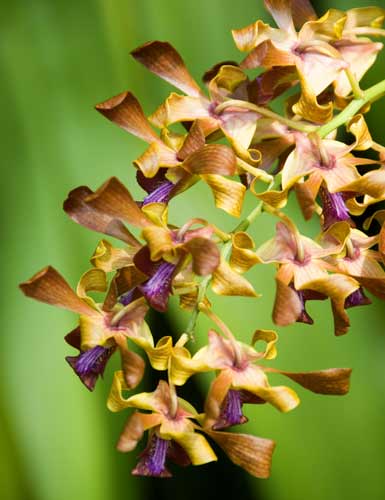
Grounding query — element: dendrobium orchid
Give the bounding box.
[20,0,385,481]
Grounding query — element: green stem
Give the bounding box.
[183,181,274,338]
[345,68,364,99]
[215,99,317,133]
[318,78,385,138]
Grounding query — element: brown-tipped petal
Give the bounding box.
[273,277,303,326]
[95,91,160,143]
[20,266,96,316]
[241,40,296,69]
[232,20,270,52]
[230,232,262,274]
[201,174,246,217]
[294,174,323,220]
[291,0,317,28]
[205,429,275,479]
[64,186,140,245]
[115,334,145,389]
[182,144,237,176]
[211,260,259,297]
[264,0,296,32]
[131,41,202,97]
[134,142,179,178]
[85,177,150,228]
[117,412,162,453]
[277,368,352,395]
[184,237,220,276]
[149,94,213,130]
[177,120,206,160]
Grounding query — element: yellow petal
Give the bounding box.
[211,260,259,297]
[251,329,278,360]
[201,174,246,217]
[230,232,262,274]
[170,432,217,465]
[91,240,133,272]
[76,268,107,311]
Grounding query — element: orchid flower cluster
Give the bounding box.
[20,0,385,479]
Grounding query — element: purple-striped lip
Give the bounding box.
[66,344,115,391]
[139,261,176,312]
[213,389,248,430]
[319,186,350,229]
[132,434,171,477]
[344,287,371,309]
[142,181,174,206]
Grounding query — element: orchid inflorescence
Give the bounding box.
[20,0,385,479]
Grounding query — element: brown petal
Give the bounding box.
[95,91,159,143]
[205,429,275,479]
[264,0,295,32]
[184,237,220,276]
[131,41,202,97]
[291,0,317,28]
[20,266,96,316]
[182,144,236,176]
[85,177,150,228]
[177,120,206,160]
[271,368,352,395]
[115,334,145,389]
[63,186,140,246]
[272,277,303,326]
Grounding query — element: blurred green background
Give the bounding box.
[2,0,385,499]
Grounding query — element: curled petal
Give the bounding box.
[20,266,96,316]
[201,174,246,217]
[230,232,261,274]
[131,335,173,371]
[149,93,212,130]
[182,144,237,176]
[131,41,203,97]
[232,20,270,52]
[211,260,259,297]
[91,240,133,272]
[251,329,278,360]
[85,177,151,228]
[205,429,275,479]
[76,268,107,310]
[291,81,333,123]
[63,186,140,245]
[95,91,159,143]
[141,226,175,261]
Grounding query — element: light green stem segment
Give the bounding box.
[318,78,385,138]
[183,195,266,338]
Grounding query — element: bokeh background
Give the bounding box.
[2,0,385,499]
